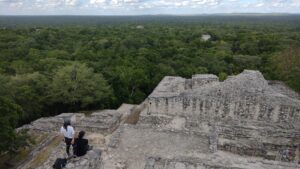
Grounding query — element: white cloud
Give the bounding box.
[65,0,78,6]
[291,0,300,7]
[90,0,106,5]
[89,0,142,8]
[255,3,264,7]
[236,0,298,10]
[259,0,289,8]
[136,0,222,9]
[33,0,63,8]
[192,0,221,5]
[9,1,23,8]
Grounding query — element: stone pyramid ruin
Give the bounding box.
[17,70,300,169]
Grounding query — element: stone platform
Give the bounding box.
[16,70,300,169]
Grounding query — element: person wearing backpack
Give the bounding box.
[60,119,75,156]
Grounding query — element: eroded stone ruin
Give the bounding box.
[17,70,300,169]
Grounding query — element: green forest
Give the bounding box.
[0,15,300,152]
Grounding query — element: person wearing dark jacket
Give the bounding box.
[73,131,89,157]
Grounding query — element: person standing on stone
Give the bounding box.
[60,119,75,156]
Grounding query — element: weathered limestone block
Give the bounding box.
[147,70,300,124]
[191,74,219,89]
[20,113,82,132]
[19,110,122,135]
[268,80,300,100]
[65,149,102,169]
[108,125,124,148]
[138,113,173,126]
[105,124,209,169]
[145,156,300,169]
[77,110,121,134]
[209,124,218,153]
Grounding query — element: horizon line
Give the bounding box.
[1,12,300,16]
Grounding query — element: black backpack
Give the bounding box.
[52,158,67,169]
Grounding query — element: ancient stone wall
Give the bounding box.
[16,70,300,169]
[21,110,122,135]
[147,70,300,124]
[148,97,300,123]
[140,70,300,166]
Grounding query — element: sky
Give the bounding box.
[0,0,300,15]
